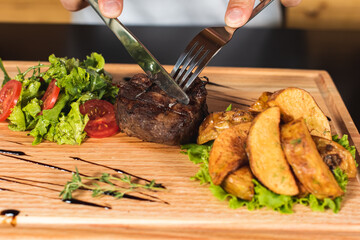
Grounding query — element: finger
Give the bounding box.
[225,0,256,28]
[60,0,89,12]
[98,0,123,18]
[281,0,302,7]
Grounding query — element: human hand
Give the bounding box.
[60,0,123,18]
[225,0,301,28]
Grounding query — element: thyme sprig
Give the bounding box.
[60,168,163,200]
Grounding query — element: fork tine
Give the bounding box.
[174,44,204,83]
[176,46,206,85]
[178,50,209,87]
[182,52,212,92]
[170,41,199,77]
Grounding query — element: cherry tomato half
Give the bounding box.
[79,99,119,138]
[41,79,60,110]
[0,80,22,122]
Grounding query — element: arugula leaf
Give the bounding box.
[0,58,11,86]
[225,104,232,112]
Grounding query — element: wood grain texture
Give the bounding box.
[0,0,70,24]
[0,62,359,239]
[286,0,360,30]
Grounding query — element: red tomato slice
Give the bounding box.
[79,99,119,138]
[0,80,22,122]
[41,79,60,110]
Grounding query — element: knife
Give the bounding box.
[87,0,190,105]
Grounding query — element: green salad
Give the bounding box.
[0,52,119,145]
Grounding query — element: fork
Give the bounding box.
[171,0,274,92]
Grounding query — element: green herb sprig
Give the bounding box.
[60,168,163,200]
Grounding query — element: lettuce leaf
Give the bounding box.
[332,134,357,167]
[7,105,26,131]
[52,102,89,145]
[181,140,352,214]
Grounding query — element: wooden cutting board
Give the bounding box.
[0,62,359,240]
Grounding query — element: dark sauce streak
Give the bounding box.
[1,209,20,217]
[62,199,111,209]
[5,141,23,145]
[69,156,165,188]
[1,175,63,187]
[0,186,111,210]
[1,209,20,227]
[327,116,332,122]
[0,149,28,156]
[0,176,59,192]
[206,81,232,89]
[0,153,90,177]
[0,187,57,199]
[0,154,167,205]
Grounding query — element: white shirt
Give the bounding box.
[72,0,282,27]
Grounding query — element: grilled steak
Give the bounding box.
[115,73,208,145]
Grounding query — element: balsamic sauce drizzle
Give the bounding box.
[0,153,90,177]
[1,209,20,227]
[0,176,59,192]
[1,175,63,187]
[206,81,232,89]
[6,141,24,145]
[0,149,27,156]
[0,162,164,204]
[0,183,111,209]
[62,199,111,209]
[0,149,168,205]
[0,186,58,199]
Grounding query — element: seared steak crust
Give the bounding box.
[115,73,208,145]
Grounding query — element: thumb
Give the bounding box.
[98,0,123,18]
[225,0,256,28]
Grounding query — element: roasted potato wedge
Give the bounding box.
[249,91,272,113]
[197,109,253,144]
[267,87,331,140]
[313,136,357,178]
[281,118,344,199]
[221,165,254,201]
[246,107,299,196]
[209,122,251,185]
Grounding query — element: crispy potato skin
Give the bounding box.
[209,122,251,185]
[246,107,299,196]
[281,119,344,199]
[249,91,272,113]
[221,165,254,201]
[313,136,357,178]
[197,109,253,145]
[267,87,331,140]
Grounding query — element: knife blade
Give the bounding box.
[87,0,190,105]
